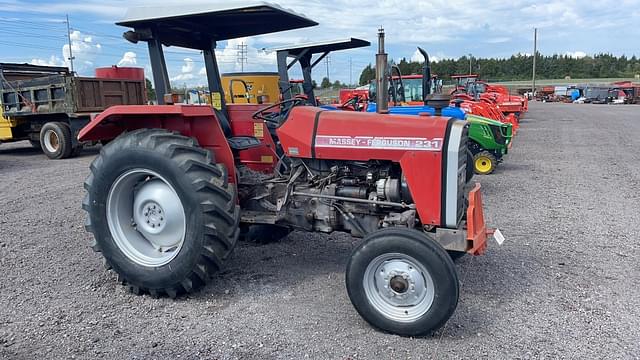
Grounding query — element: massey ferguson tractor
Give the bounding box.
[79,4,495,337]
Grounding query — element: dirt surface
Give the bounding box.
[1,102,639,359]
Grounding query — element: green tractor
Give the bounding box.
[466,114,512,175]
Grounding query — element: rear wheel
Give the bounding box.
[40,122,73,159]
[473,151,497,175]
[82,129,240,297]
[346,228,459,336]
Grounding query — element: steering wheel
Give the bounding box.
[252,96,307,128]
[339,95,364,111]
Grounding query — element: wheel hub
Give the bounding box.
[364,254,435,322]
[43,129,60,153]
[141,202,165,231]
[107,169,186,267]
[389,275,409,294]
[475,156,492,173]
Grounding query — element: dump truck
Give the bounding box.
[0,63,145,159]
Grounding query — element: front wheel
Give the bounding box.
[473,151,497,175]
[83,129,240,297]
[346,228,459,336]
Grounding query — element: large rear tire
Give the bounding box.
[40,122,73,159]
[82,129,240,297]
[346,228,459,336]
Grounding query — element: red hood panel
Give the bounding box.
[277,106,451,161]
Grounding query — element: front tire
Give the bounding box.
[473,150,497,175]
[82,129,240,297]
[40,122,73,159]
[346,228,459,336]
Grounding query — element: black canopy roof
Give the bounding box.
[117,3,318,50]
[273,38,370,56]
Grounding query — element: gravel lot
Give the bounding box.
[1,102,639,359]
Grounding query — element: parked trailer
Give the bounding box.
[0,63,145,159]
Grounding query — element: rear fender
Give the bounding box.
[78,105,236,182]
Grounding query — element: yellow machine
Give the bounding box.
[221,72,280,104]
[0,105,17,141]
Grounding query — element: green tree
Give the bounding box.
[359,64,376,85]
[145,78,156,103]
[357,52,640,83]
[320,77,331,89]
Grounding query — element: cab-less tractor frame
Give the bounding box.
[79,3,493,337]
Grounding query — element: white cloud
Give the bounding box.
[181,58,195,74]
[409,49,444,63]
[62,30,102,73]
[30,55,64,67]
[486,37,511,44]
[167,38,280,86]
[410,49,424,63]
[10,0,637,85]
[565,51,587,59]
[117,51,137,66]
[216,37,277,73]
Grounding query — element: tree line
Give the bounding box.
[359,53,640,85]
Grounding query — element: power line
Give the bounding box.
[532,27,537,96]
[325,55,331,81]
[236,42,247,71]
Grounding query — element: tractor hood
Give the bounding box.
[276,106,458,162]
[467,114,508,127]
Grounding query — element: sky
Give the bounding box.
[1,0,639,87]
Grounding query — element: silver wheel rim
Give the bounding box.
[106,169,186,267]
[43,129,59,153]
[363,253,435,322]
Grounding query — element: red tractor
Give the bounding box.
[79,4,494,337]
[451,93,520,135]
[451,74,528,116]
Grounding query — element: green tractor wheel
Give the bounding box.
[473,151,497,175]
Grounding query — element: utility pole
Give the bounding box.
[468,53,472,74]
[65,14,75,73]
[349,57,352,86]
[325,55,331,82]
[236,42,248,72]
[532,28,538,97]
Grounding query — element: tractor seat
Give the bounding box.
[227,136,263,151]
[213,108,262,151]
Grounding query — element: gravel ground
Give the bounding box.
[1,102,639,359]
